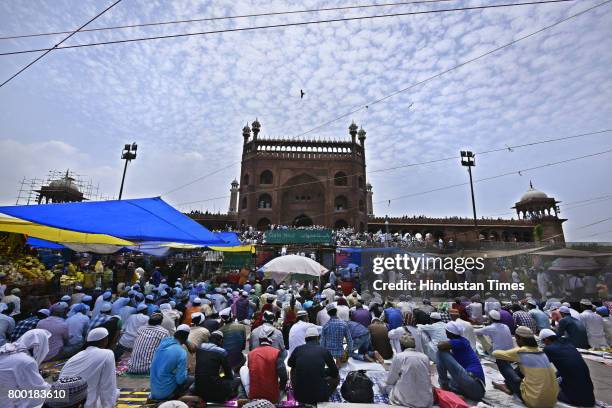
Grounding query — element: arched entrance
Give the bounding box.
[334,219,348,229]
[293,214,313,227]
[281,173,325,225]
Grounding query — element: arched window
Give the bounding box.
[334,171,348,186]
[257,193,272,209]
[334,219,348,229]
[260,170,273,185]
[257,218,271,230]
[241,197,247,210]
[243,173,249,186]
[335,195,348,211]
[359,199,365,211]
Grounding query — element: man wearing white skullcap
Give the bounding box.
[0,329,52,407]
[492,326,559,407]
[36,302,69,361]
[474,310,513,353]
[150,324,194,400]
[435,322,485,401]
[417,311,447,364]
[60,327,119,408]
[116,302,150,360]
[539,328,596,406]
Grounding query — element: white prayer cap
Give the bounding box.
[136,303,148,312]
[445,321,464,336]
[158,402,188,408]
[538,329,557,341]
[430,312,442,320]
[87,327,109,342]
[100,302,112,312]
[219,307,232,317]
[191,312,203,320]
[489,310,501,321]
[527,299,537,306]
[61,295,71,302]
[159,303,171,311]
[38,308,50,316]
[559,306,570,314]
[580,299,592,306]
[192,298,202,305]
[102,291,112,300]
[305,327,319,338]
[176,324,190,333]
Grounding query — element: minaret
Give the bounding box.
[229,179,239,213]
[349,121,358,144]
[358,126,366,146]
[251,118,261,141]
[242,123,251,145]
[366,182,374,216]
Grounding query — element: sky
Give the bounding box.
[0,0,611,241]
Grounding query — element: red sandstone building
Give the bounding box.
[189,121,565,243]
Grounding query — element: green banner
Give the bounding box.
[222,252,253,269]
[264,229,333,245]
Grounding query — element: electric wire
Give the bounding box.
[0,0,577,57]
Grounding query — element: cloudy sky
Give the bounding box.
[0,0,610,241]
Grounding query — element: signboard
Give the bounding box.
[264,229,333,245]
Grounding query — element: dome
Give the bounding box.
[49,176,80,193]
[520,186,547,201]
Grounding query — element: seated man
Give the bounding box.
[492,326,559,408]
[386,334,433,407]
[60,327,119,407]
[240,336,288,403]
[194,331,240,402]
[436,321,485,401]
[474,310,513,354]
[288,326,340,405]
[219,309,247,370]
[128,313,169,374]
[418,312,448,364]
[539,329,595,407]
[150,324,194,401]
[347,319,381,362]
[320,304,352,366]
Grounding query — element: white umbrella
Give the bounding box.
[262,254,328,283]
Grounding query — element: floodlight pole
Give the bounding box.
[119,142,137,200]
[460,151,478,239]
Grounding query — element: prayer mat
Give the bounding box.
[329,370,390,404]
[116,388,152,407]
[40,358,68,378]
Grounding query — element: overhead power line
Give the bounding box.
[0,0,123,89]
[173,128,611,205]
[292,0,611,139]
[0,0,576,57]
[0,0,474,41]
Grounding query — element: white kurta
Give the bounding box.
[579,310,608,349]
[0,352,50,408]
[385,349,433,408]
[60,346,119,408]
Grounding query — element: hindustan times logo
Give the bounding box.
[372,254,485,275]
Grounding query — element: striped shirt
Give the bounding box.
[128,325,169,374]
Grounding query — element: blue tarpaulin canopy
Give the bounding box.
[26,237,66,250]
[0,197,225,246]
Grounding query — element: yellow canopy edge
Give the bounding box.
[0,216,134,246]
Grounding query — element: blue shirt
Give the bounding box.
[347,321,368,338]
[321,317,353,358]
[384,308,403,330]
[528,308,551,331]
[111,297,130,316]
[66,313,90,346]
[449,337,484,381]
[150,337,188,399]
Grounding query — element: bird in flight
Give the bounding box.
[300,89,305,99]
